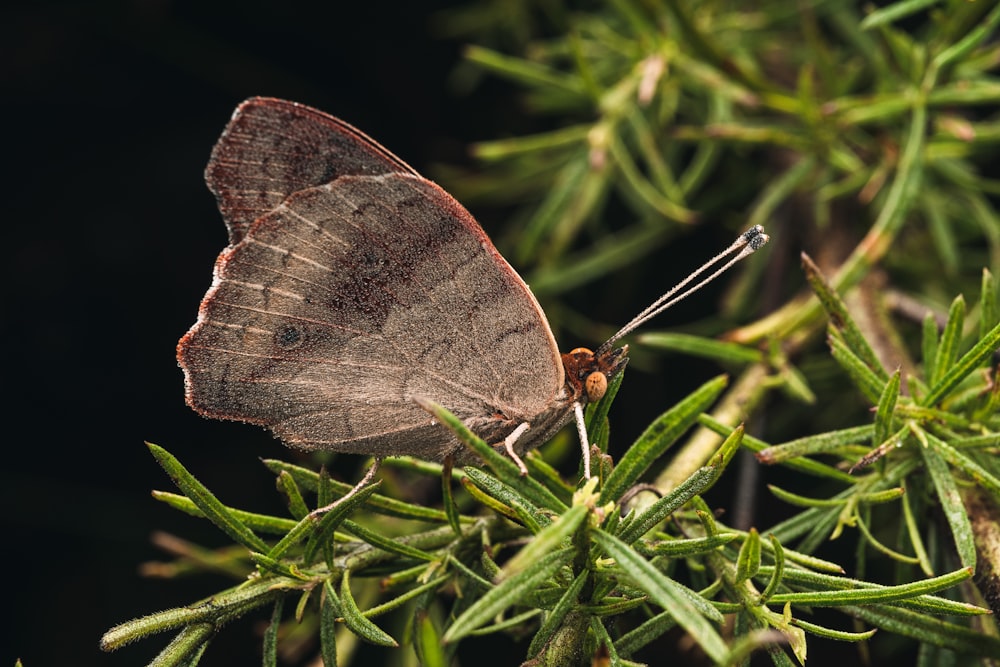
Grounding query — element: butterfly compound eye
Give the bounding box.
[585,371,608,403]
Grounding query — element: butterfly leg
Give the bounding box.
[502,422,531,476]
[573,402,592,479]
[308,458,381,518]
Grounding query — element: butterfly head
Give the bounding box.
[561,345,629,405]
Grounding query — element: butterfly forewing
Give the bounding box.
[206,97,417,245]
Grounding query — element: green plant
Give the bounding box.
[104,1,1000,665]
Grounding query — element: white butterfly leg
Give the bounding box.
[573,401,592,479]
[502,422,531,475]
[503,407,593,479]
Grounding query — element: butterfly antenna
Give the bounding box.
[600,225,768,352]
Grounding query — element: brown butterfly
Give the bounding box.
[178,97,767,478]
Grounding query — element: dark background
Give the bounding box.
[2,2,796,665]
[2,2,485,665]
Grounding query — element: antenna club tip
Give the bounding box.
[749,232,769,251]
[739,225,768,251]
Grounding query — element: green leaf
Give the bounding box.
[792,617,876,641]
[609,127,693,222]
[341,519,437,562]
[747,154,819,230]
[901,480,934,576]
[646,533,741,557]
[588,615,623,665]
[932,295,966,386]
[860,487,907,504]
[527,571,589,658]
[801,253,887,382]
[517,158,592,260]
[707,421,745,471]
[443,547,574,643]
[262,598,284,667]
[441,464,463,536]
[846,604,1000,657]
[460,474,528,526]
[294,588,312,624]
[922,191,960,275]
[147,443,269,553]
[860,0,943,30]
[585,362,625,446]
[339,570,398,647]
[412,610,447,667]
[320,581,339,667]
[855,510,921,564]
[471,124,590,161]
[616,465,716,544]
[755,424,873,464]
[415,398,567,511]
[465,44,586,96]
[413,398,517,474]
[981,268,998,340]
[704,416,859,483]
[276,470,309,520]
[776,358,818,405]
[758,534,785,603]
[874,368,901,446]
[636,332,764,365]
[362,575,450,619]
[735,528,761,583]
[922,311,940,385]
[828,330,886,404]
[101,577,282,651]
[464,608,543,637]
[262,459,452,522]
[617,425,743,544]
[754,566,985,615]
[524,454,576,506]
[502,503,589,578]
[719,627,795,667]
[593,529,728,663]
[764,567,971,606]
[151,491,297,534]
[767,485,848,508]
[249,551,309,581]
[317,466,333,508]
[931,0,1000,69]
[447,556,493,593]
[148,624,214,667]
[462,466,547,532]
[614,609,677,656]
[601,375,728,502]
[923,319,1000,406]
[921,430,1000,499]
[790,505,844,555]
[916,428,977,568]
[302,482,382,565]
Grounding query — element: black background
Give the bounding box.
[3,2,487,664]
[2,2,804,665]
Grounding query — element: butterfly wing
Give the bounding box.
[179,101,565,461]
[206,96,417,245]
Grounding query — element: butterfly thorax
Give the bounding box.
[456,344,627,463]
